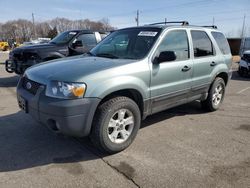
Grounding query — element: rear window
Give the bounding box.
[211,32,231,55]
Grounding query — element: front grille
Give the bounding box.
[13,53,24,61]
[22,77,42,95]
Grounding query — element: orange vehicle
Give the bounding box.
[0,42,9,51]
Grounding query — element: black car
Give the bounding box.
[5,30,107,74]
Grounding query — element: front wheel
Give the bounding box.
[201,77,225,112]
[90,96,141,154]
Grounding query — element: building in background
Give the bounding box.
[227,37,250,55]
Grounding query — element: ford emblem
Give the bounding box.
[26,82,32,90]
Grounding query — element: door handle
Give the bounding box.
[210,61,217,66]
[182,65,191,72]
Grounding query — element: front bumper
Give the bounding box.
[16,77,100,137]
[5,59,39,74]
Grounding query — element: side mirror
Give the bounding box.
[72,40,83,48]
[155,51,176,64]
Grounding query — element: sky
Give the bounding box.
[0,0,249,37]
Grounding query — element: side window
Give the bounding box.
[96,34,129,56]
[76,33,97,47]
[156,30,189,61]
[191,31,214,57]
[211,32,231,55]
[101,33,108,39]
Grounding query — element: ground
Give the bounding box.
[0,52,249,188]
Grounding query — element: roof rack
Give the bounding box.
[201,25,218,29]
[148,21,189,26]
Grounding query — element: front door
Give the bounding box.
[150,29,193,114]
[70,33,97,55]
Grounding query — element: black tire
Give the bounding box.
[90,96,141,154]
[201,77,225,112]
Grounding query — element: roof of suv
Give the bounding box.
[119,21,219,32]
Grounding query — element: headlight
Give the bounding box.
[46,81,86,99]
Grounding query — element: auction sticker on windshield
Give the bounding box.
[138,31,158,37]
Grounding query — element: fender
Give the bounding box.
[209,63,230,84]
[85,75,149,100]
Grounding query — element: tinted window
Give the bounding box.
[76,33,97,48]
[156,30,189,61]
[191,31,214,57]
[211,32,231,54]
[50,31,78,44]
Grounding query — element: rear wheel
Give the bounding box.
[201,77,225,112]
[90,96,141,153]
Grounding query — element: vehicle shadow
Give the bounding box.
[141,101,204,128]
[0,101,205,172]
[0,75,19,87]
[231,71,250,81]
[0,111,98,172]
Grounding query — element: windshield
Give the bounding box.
[90,27,162,59]
[50,31,78,45]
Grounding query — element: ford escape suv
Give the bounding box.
[17,21,232,153]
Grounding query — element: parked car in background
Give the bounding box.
[5,30,108,74]
[16,22,232,153]
[238,50,250,77]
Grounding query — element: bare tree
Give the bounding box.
[0,17,115,42]
[36,22,51,38]
[50,17,72,33]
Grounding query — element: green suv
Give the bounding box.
[17,21,232,153]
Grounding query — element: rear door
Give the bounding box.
[150,29,193,113]
[211,31,232,69]
[190,30,221,95]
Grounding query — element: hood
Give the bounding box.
[13,43,57,52]
[25,56,136,84]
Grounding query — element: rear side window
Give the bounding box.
[211,32,231,54]
[191,31,214,57]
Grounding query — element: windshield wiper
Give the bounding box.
[96,53,119,59]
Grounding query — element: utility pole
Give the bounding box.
[135,10,139,27]
[32,13,36,39]
[165,18,167,24]
[240,14,246,55]
[212,17,215,25]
